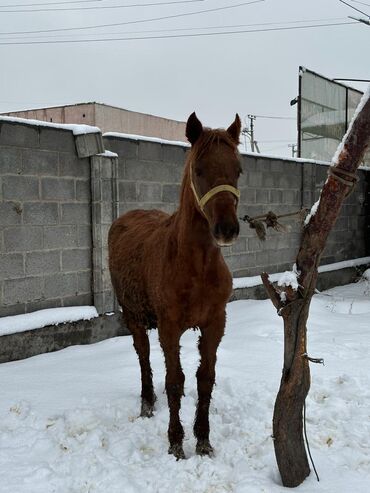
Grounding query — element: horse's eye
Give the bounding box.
[195,168,202,177]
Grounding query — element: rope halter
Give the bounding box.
[190,165,240,213]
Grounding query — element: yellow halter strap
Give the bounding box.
[190,178,240,212]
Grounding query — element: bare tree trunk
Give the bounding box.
[262,89,370,488]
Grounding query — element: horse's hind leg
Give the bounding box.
[127,319,156,418]
[194,312,225,456]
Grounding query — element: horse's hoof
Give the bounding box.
[196,440,214,457]
[168,443,186,460]
[140,400,155,418]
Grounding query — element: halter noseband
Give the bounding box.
[190,173,240,213]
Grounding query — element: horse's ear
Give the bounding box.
[186,112,203,145]
[227,114,241,144]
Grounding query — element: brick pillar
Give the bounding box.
[91,153,118,314]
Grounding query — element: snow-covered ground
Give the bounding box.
[0,277,369,493]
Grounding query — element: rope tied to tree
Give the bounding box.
[240,208,309,241]
[327,167,359,196]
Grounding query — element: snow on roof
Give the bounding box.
[233,256,370,290]
[0,115,101,136]
[0,306,98,337]
[103,131,189,147]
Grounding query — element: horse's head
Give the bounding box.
[186,112,242,247]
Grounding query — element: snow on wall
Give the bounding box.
[0,115,101,135]
[0,306,98,337]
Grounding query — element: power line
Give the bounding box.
[339,0,370,17]
[0,0,264,35]
[348,0,370,7]
[0,21,358,46]
[0,17,348,40]
[0,0,101,6]
[0,0,204,13]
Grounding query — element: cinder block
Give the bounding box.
[119,181,137,202]
[103,137,138,159]
[0,253,24,279]
[240,187,256,203]
[0,202,23,226]
[261,173,276,188]
[256,159,271,173]
[162,184,180,203]
[4,226,43,252]
[256,189,269,204]
[78,270,92,292]
[26,250,60,276]
[138,182,162,202]
[270,190,282,204]
[62,292,93,307]
[24,202,59,225]
[138,141,163,161]
[44,225,78,249]
[162,144,187,163]
[62,248,91,271]
[231,237,246,254]
[44,272,77,298]
[75,132,104,158]
[247,171,263,188]
[76,180,90,201]
[3,276,43,304]
[61,203,91,224]
[26,298,61,313]
[22,149,58,176]
[59,153,90,178]
[125,159,182,182]
[41,178,75,201]
[0,303,26,317]
[0,147,22,174]
[78,225,92,248]
[39,127,75,153]
[0,122,39,148]
[3,175,39,200]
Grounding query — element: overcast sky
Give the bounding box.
[0,0,368,156]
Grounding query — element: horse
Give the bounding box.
[108,112,242,460]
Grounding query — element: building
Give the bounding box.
[1,102,187,142]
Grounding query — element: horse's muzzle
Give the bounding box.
[213,220,240,246]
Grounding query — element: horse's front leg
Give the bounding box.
[194,311,225,456]
[158,323,185,460]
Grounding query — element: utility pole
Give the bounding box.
[288,143,297,158]
[242,115,260,153]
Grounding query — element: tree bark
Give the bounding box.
[262,89,370,488]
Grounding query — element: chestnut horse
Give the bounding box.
[108,113,242,459]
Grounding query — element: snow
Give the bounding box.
[97,150,118,158]
[0,280,369,492]
[232,256,370,289]
[277,263,300,291]
[304,198,320,226]
[0,306,98,336]
[0,115,101,136]
[103,131,189,147]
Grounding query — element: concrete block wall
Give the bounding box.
[0,121,368,320]
[104,134,369,284]
[0,120,95,317]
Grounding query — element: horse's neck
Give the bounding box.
[173,173,219,264]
